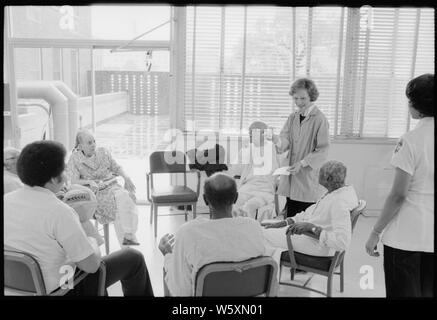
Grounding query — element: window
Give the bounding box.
[11,5,171,41]
[184,6,434,138]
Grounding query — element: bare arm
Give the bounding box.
[365,168,411,256]
[76,251,101,274]
[373,168,411,233]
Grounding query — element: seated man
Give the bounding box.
[228,121,279,219]
[4,147,23,194]
[4,147,103,244]
[263,160,359,257]
[66,130,139,246]
[159,172,274,296]
[4,140,154,296]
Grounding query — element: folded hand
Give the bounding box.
[159,233,175,255]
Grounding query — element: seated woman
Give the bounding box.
[228,121,279,219]
[262,160,358,257]
[66,130,139,246]
[4,140,154,296]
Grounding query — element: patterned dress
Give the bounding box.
[66,147,123,225]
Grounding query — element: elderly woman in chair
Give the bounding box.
[66,130,139,246]
[228,121,279,220]
[262,160,358,257]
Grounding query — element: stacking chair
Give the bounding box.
[4,246,106,296]
[146,151,201,238]
[194,256,278,297]
[94,220,110,255]
[279,199,367,297]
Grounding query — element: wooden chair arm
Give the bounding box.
[285,233,298,269]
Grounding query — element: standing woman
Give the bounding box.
[365,74,434,298]
[271,78,330,217]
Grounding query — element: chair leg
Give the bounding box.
[149,203,154,225]
[327,274,333,297]
[192,204,196,219]
[290,268,295,281]
[104,224,110,255]
[154,205,158,238]
[340,260,344,292]
[184,206,188,222]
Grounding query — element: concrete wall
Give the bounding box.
[78,92,129,127]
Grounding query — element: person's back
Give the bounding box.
[161,172,270,296]
[5,187,90,293]
[165,216,266,296]
[382,115,434,252]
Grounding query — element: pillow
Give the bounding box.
[63,184,97,222]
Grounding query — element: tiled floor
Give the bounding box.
[93,113,386,297]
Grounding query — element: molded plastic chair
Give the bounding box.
[4,247,106,296]
[194,256,278,297]
[279,199,366,297]
[146,151,201,238]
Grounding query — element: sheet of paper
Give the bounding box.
[260,219,281,226]
[272,166,291,176]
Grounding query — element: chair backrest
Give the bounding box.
[194,256,278,297]
[351,199,366,231]
[149,151,187,174]
[4,249,47,295]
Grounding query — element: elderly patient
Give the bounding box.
[66,130,139,246]
[4,140,154,296]
[263,160,358,257]
[228,121,279,219]
[159,172,273,296]
[4,147,23,194]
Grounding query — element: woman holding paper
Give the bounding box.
[270,78,330,217]
[67,130,139,246]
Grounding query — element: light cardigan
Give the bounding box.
[291,185,359,254]
[276,106,330,202]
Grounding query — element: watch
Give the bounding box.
[311,227,317,234]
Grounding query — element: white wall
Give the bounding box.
[329,141,396,215]
[77,91,129,127]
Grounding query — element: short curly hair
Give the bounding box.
[319,160,347,191]
[17,140,66,187]
[405,73,434,117]
[289,78,319,102]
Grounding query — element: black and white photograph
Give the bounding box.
[3,1,434,308]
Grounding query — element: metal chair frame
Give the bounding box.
[4,247,106,296]
[146,151,201,238]
[279,199,367,297]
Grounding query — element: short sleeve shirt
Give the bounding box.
[382,117,434,252]
[4,186,95,293]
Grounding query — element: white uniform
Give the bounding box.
[381,117,434,252]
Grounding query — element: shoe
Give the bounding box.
[122,238,140,246]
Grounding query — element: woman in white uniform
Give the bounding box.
[271,78,330,217]
[365,73,434,297]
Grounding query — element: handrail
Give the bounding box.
[111,20,171,53]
